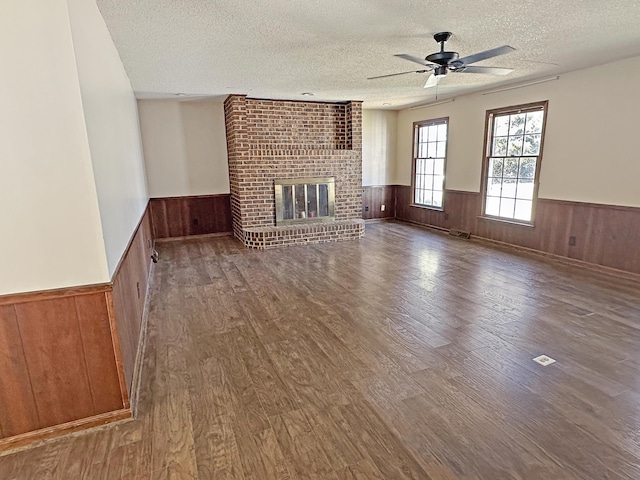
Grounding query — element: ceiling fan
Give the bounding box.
[369,32,515,88]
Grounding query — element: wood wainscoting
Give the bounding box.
[150,194,232,239]
[109,206,154,406]
[396,186,640,275]
[0,206,155,451]
[362,185,396,220]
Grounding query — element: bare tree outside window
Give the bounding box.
[482,102,548,223]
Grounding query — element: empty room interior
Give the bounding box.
[3,1,640,478]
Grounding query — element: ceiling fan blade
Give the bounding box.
[455,66,513,75]
[368,69,430,80]
[456,45,515,66]
[424,74,442,88]
[394,54,436,67]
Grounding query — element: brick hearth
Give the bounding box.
[224,95,364,249]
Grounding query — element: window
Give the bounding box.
[412,118,448,209]
[482,101,548,223]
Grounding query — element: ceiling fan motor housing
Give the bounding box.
[426,51,459,65]
[426,31,458,66]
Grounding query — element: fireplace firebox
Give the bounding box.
[275,177,335,225]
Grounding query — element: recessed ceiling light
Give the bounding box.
[301,92,314,96]
[175,93,187,96]
[383,103,392,106]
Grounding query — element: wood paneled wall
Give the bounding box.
[362,185,396,220]
[396,186,640,275]
[109,207,154,398]
[0,206,154,450]
[150,194,232,239]
[0,288,126,445]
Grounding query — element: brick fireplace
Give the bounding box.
[224,95,365,248]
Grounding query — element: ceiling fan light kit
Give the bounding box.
[369,31,515,89]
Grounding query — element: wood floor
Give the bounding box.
[2,221,640,479]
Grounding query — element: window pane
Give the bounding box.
[489,157,504,177]
[422,190,433,205]
[427,142,437,158]
[514,200,533,221]
[437,123,447,140]
[500,197,516,218]
[502,178,517,198]
[436,141,446,158]
[509,113,526,135]
[525,111,544,134]
[423,174,434,191]
[419,143,428,158]
[523,134,541,155]
[418,127,428,143]
[415,157,424,175]
[424,158,435,174]
[432,191,443,207]
[428,125,439,142]
[487,177,502,196]
[485,196,500,216]
[503,158,519,178]
[494,115,509,136]
[518,158,536,179]
[433,175,444,191]
[492,137,508,156]
[434,158,444,175]
[507,135,523,156]
[516,179,534,200]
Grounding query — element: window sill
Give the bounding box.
[410,203,444,212]
[477,215,534,228]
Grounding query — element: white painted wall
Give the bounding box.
[362,109,397,186]
[0,0,109,295]
[67,0,148,277]
[138,99,230,197]
[396,55,640,208]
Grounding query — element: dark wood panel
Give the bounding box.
[395,186,469,231]
[15,297,96,428]
[396,186,640,275]
[150,194,232,239]
[362,186,396,220]
[0,305,40,437]
[75,294,124,414]
[111,206,154,397]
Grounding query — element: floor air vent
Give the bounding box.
[449,229,471,239]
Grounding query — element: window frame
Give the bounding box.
[480,101,549,226]
[411,116,449,211]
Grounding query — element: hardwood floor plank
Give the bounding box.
[337,401,430,480]
[270,409,338,480]
[187,357,244,480]
[230,326,298,417]
[301,404,367,470]
[236,427,292,480]
[335,458,386,480]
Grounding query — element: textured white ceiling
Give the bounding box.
[96,0,640,108]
